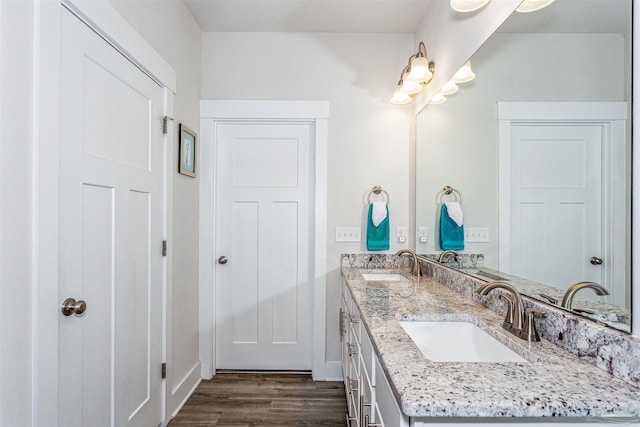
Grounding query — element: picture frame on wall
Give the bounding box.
[179,124,197,177]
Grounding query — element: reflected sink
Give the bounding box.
[361,273,410,282]
[399,321,528,363]
[465,269,508,281]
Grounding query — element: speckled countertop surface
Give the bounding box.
[342,267,640,419]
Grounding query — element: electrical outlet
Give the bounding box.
[464,227,490,243]
[335,227,361,242]
[418,227,428,244]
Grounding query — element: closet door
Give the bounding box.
[58,8,164,426]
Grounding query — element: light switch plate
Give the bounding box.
[396,226,407,243]
[464,227,490,243]
[336,227,361,242]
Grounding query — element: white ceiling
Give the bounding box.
[182,0,431,33]
[182,0,631,35]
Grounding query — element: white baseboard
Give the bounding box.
[167,361,202,420]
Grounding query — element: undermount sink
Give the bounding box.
[361,273,410,282]
[399,321,528,363]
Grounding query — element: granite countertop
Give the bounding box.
[456,266,631,328]
[342,266,640,419]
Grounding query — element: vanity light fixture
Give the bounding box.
[440,79,459,96]
[430,62,476,106]
[450,0,490,13]
[516,0,555,13]
[452,60,475,83]
[390,87,412,105]
[452,0,554,14]
[390,41,435,105]
[400,69,424,95]
[429,92,447,105]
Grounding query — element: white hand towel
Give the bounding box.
[371,202,388,227]
[444,202,463,227]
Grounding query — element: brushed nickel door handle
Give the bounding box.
[61,298,87,317]
[590,256,603,265]
[217,256,228,265]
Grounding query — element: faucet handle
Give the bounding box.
[524,308,544,342]
[498,294,514,330]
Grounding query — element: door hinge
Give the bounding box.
[162,240,167,256]
[162,363,167,379]
[162,116,174,135]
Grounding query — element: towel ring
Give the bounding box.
[367,185,389,204]
[436,186,462,205]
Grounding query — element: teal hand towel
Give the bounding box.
[366,203,389,251]
[439,204,464,250]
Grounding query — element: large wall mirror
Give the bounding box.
[415,0,632,332]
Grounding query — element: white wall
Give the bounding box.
[109,0,203,416]
[0,2,35,425]
[201,32,414,368]
[415,33,626,268]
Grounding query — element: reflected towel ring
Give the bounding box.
[368,185,389,204]
[436,185,462,205]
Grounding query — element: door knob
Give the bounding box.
[217,256,228,265]
[61,298,87,317]
[590,256,603,265]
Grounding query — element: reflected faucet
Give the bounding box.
[395,249,420,277]
[561,281,609,310]
[477,281,541,341]
[438,250,459,264]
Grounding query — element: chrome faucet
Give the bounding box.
[395,249,420,276]
[477,281,541,341]
[561,281,609,310]
[438,250,459,264]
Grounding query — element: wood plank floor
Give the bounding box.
[168,373,348,426]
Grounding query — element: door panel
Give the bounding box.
[509,124,602,291]
[59,9,164,426]
[216,122,313,370]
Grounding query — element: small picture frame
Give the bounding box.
[179,124,197,178]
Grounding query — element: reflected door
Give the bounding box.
[215,122,314,370]
[509,123,603,292]
[59,8,164,426]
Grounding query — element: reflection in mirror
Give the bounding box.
[414,0,632,332]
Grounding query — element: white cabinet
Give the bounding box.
[341,280,408,427]
[374,356,407,427]
[341,286,361,425]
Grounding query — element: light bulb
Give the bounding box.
[391,89,411,105]
[400,79,423,95]
[430,92,447,105]
[453,60,475,83]
[516,0,555,13]
[408,56,433,82]
[440,80,459,96]
[450,0,490,13]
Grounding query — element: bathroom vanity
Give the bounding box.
[341,255,640,426]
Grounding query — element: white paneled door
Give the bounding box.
[59,9,164,427]
[216,122,314,370]
[509,124,603,291]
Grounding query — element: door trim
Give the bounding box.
[35,2,175,424]
[498,102,627,304]
[199,100,329,380]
